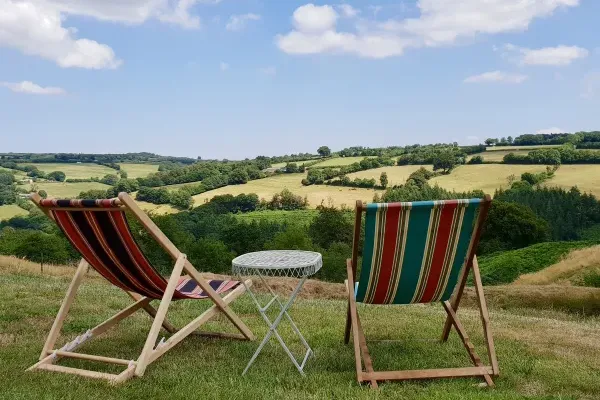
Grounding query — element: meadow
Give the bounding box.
[0,204,28,220]
[486,145,561,151]
[309,156,376,168]
[347,165,432,186]
[1,259,599,399]
[27,163,116,179]
[33,182,112,198]
[467,150,530,162]
[118,163,160,178]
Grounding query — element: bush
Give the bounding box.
[170,189,193,210]
[583,271,600,288]
[46,171,66,182]
[266,189,308,210]
[0,171,14,185]
[100,174,120,185]
[266,224,314,250]
[136,187,171,204]
[308,205,353,249]
[185,238,234,274]
[228,169,249,185]
[38,190,48,199]
[468,155,484,164]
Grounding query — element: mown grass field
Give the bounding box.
[271,159,317,169]
[544,165,600,196]
[1,260,600,399]
[192,173,379,209]
[347,165,432,186]
[33,182,111,199]
[467,150,530,162]
[486,145,561,151]
[26,163,116,179]
[0,204,28,220]
[118,163,160,179]
[309,156,376,168]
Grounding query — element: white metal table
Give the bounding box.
[232,250,322,375]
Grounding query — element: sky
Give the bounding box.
[1,0,599,160]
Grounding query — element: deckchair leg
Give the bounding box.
[127,292,177,334]
[135,254,187,377]
[39,259,88,360]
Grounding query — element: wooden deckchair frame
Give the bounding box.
[344,196,498,388]
[28,192,255,384]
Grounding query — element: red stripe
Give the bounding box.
[53,211,129,290]
[372,204,401,304]
[420,201,458,303]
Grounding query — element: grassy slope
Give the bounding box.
[118,163,159,178]
[1,263,600,399]
[233,209,319,225]
[467,150,530,162]
[27,163,116,179]
[478,241,598,285]
[486,145,561,151]
[346,165,432,186]
[309,156,376,168]
[33,182,111,198]
[0,204,28,221]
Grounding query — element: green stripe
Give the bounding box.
[392,205,432,304]
[356,204,378,302]
[439,204,479,301]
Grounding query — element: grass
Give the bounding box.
[33,182,111,199]
[26,163,116,179]
[467,151,530,163]
[486,145,561,151]
[478,241,597,286]
[233,209,320,225]
[545,165,600,196]
[0,204,28,221]
[1,262,600,399]
[430,165,548,195]
[271,160,316,169]
[192,173,379,209]
[346,165,433,186]
[309,156,376,168]
[118,163,160,179]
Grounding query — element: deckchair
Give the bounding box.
[344,196,498,388]
[28,192,255,383]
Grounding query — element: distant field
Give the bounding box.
[192,173,378,209]
[486,145,561,151]
[33,182,111,199]
[0,204,28,221]
[430,164,548,195]
[136,200,179,215]
[468,150,530,162]
[0,167,25,177]
[271,159,316,169]
[545,165,600,196]
[234,209,320,225]
[346,165,432,186]
[27,163,115,179]
[118,163,159,178]
[309,156,375,168]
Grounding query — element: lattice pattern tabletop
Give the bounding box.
[232,250,322,278]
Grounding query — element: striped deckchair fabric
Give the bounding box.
[29,193,254,383]
[38,198,238,300]
[355,199,482,305]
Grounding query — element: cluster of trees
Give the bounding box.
[504,145,600,165]
[485,131,600,147]
[303,157,395,185]
[0,152,196,166]
[326,171,389,189]
[520,165,558,185]
[0,171,17,206]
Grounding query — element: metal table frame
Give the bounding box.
[232,250,322,376]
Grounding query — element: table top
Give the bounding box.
[232,250,322,277]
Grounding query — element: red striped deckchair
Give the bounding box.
[28,192,254,383]
[344,196,498,388]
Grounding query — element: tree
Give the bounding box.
[432,150,459,174]
[507,136,513,144]
[379,172,388,188]
[170,189,193,210]
[0,171,14,185]
[14,231,72,272]
[38,190,48,199]
[228,169,249,185]
[308,204,353,249]
[317,146,331,157]
[467,155,484,164]
[119,170,128,179]
[46,171,66,182]
[285,163,299,173]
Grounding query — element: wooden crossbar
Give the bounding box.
[363,366,493,381]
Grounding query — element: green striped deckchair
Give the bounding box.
[344,195,498,388]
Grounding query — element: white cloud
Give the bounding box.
[0,0,223,68]
[220,61,230,71]
[1,81,66,95]
[536,127,563,134]
[277,1,580,59]
[504,44,588,66]
[259,66,277,75]
[464,71,528,84]
[225,13,261,31]
[337,4,359,18]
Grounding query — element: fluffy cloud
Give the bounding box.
[277,0,580,58]
[504,44,589,66]
[0,81,66,95]
[226,13,261,31]
[536,127,563,134]
[0,0,221,68]
[463,71,528,84]
[337,4,359,18]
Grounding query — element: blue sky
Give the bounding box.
[1,0,599,159]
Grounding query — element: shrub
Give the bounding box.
[38,190,48,199]
[583,271,600,288]
[266,189,308,211]
[46,171,66,182]
[136,187,171,204]
[100,174,120,185]
[308,204,353,249]
[468,155,484,164]
[266,224,314,250]
[185,238,234,274]
[228,169,249,185]
[170,189,193,210]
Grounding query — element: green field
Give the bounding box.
[33,182,111,199]
[468,150,530,162]
[309,156,376,168]
[347,165,432,186]
[1,262,600,399]
[27,163,116,179]
[118,163,160,178]
[486,145,561,151]
[0,204,28,221]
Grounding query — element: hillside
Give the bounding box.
[1,259,600,399]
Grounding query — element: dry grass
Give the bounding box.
[0,204,28,221]
[486,145,561,151]
[430,164,548,195]
[515,245,600,286]
[33,182,111,198]
[192,173,379,209]
[271,160,316,169]
[346,165,432,186]
[309,156,376,168]
[27,163,116,179]
[118,163,159,178]
[546,165,600,196]
[467,151,530,162]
